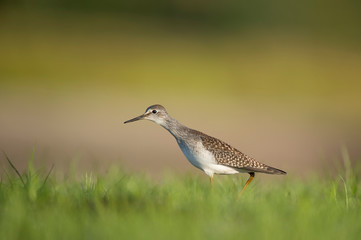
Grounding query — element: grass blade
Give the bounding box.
[41,164,54,188]
[3,151,25,186]
[1,162,13,186]
[339,175,349,209]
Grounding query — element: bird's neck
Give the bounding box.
[161,117,188,140]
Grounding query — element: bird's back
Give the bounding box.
[185,129,286,175]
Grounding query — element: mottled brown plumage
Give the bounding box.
[199,134,286,175]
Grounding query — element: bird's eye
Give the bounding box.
[152,110,157,114]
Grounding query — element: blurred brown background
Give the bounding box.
[1,0,361,178]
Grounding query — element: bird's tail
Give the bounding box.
[266,166,287,175]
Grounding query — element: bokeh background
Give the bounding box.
[1,0,361,178]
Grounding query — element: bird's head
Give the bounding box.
[124,104,169,126]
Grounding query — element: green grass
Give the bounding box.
[0,157,360,240]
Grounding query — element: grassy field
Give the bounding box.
[1,5,361,240]
[0,156,360,240]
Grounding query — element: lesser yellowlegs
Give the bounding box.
[124,104,286,197]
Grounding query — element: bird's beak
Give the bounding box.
[124,113,147,124]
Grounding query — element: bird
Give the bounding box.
[124,104,286,197]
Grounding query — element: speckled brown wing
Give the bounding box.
[199,134,286,175]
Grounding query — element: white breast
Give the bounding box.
[177,139,239,177]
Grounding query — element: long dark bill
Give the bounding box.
[124,114,146,124]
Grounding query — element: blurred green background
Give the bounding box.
[1,0,361,177]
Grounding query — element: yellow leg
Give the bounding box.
[237,172,255,199]
[210,176,213,188]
